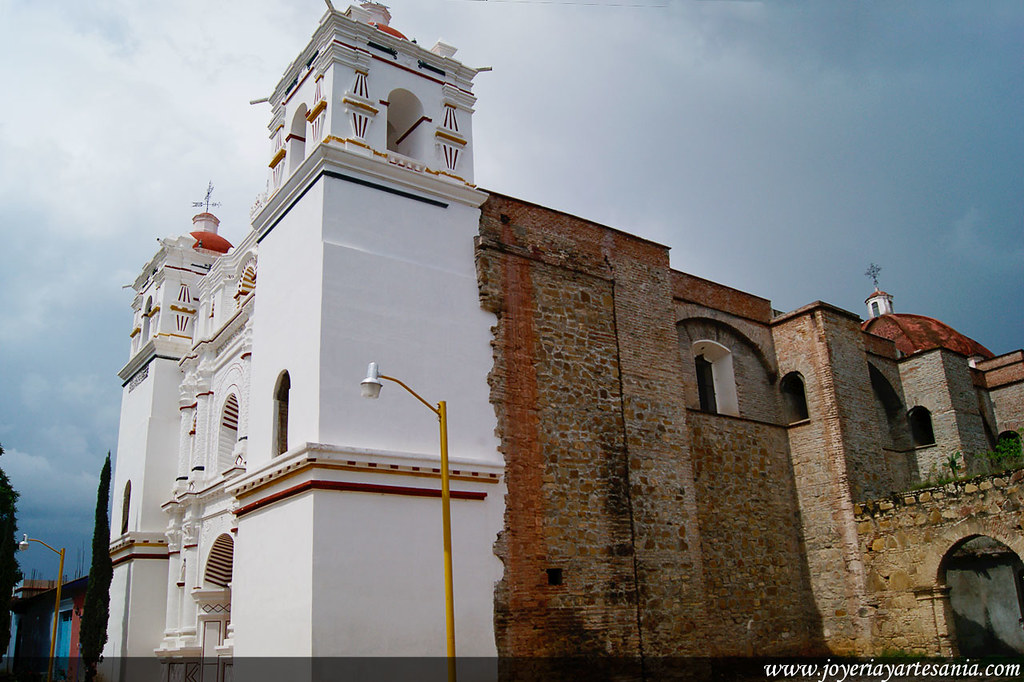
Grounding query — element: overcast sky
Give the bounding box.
[1,0,1021,578]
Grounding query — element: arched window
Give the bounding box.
[142,297,153,341]
[691,340,739,417]
[996,431,1022,461]
[204,534,234,588]
[218,394,240,472]
[909,406,935,447]
[386,88,427,159]
[121,481,131,535]
[780,372,809,423]
[274,371,291,456]
[287,105,307,174]
[236,260,257,306]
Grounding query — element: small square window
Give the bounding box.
[546,568,563,586]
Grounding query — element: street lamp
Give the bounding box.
[361,362,457,682]
[19,534,66,682]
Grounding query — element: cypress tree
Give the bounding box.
[0,443,21,662]
[80,453,112,681]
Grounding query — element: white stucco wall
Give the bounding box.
[231,496,315,656]
[247,182,326,466]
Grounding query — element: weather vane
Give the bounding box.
[192,181,222,214]
[865,263,882,289]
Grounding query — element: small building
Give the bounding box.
[6,576,87,680]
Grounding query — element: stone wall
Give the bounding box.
[474,191,1023,661]
[771,306,874,654]
[856,469,1024,655]
[687,410,824,654]
[899,349,991,475]
[477,193,710,657]
[863,348,916,489]
[979,351,1024,435]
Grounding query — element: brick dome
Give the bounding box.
[862,313,993,359]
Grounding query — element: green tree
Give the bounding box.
[0,443,21,663]
[80,453,112,681]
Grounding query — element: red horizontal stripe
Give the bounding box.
[236,479,486,518]
[112,553,168,568]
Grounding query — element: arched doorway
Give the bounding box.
[940,535,1024,656]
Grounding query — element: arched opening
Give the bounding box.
[274,371,290,456]
[120,481,131,535]
[386,88,427,159]
[287,105,308,174]
[142,297,153,341]
[218,394,240,473]
[996,431,1022,464]
[909,406,935,447]
[691,340,739,417]
[204,534,234,588]
[940,535,1024,656]
[780,372,809,423]
[236,260,257,307]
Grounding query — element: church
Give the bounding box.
[106,3,1024,678]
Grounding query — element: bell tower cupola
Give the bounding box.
[253,1,483,216]
[866,288,895,319]
[864,262,894,319]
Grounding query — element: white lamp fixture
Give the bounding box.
[361,362,383,399]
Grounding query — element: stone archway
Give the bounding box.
[939,535,1024,657]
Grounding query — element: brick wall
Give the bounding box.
[477,193,710,657]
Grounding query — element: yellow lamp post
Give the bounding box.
[19,534,66,682]
[361,362,457,682]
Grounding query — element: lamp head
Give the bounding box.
[360,362,383,399]
[18,534,29,552]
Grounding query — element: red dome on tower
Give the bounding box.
[862,313,993,359]
[190,212,232,254]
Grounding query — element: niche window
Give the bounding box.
[218,394,240,472]
[121,481,131,535]
[695,355,716,413]
[691,340,739,417]
[287,105,307,174]
[274,371,291,456]
[142,297,153,341]
[386,88,428,159]
[908,406,935,447]
[780,372,809,423]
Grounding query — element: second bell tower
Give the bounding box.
[231,2,504,659]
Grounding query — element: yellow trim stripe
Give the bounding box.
[269,148,287,169]
[342,97,379,115]
[434,130,466,145]
[307,99,327,121]
[234,459,500,501]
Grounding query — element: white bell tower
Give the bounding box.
[231,2,503,660]
[108,213,230,661]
